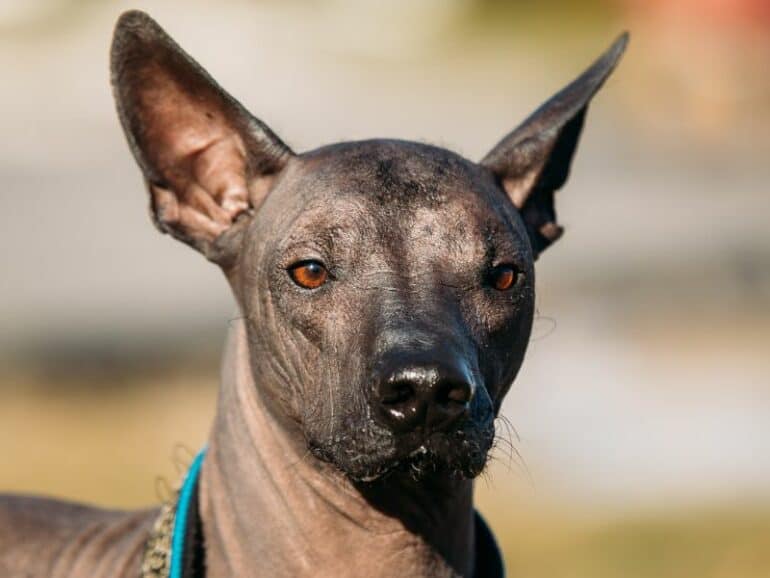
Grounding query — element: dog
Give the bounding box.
[0,10,626,578]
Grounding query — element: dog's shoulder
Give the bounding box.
[0,494,156,578]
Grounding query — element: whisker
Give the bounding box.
[493,415,533,485]
[531,307,558,342]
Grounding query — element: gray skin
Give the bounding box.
[0,11,627,578]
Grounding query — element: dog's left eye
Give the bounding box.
[288,260,329,289]
[487,264,518,291]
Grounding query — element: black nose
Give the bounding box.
[376,362,475,433]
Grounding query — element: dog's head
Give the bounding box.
[111,11,625,482]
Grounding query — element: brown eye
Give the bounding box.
[489,264,518,291]
[288,260,329,289]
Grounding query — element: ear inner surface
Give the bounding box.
[111,10,293,259]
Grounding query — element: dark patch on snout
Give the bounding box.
[307,341,499,482]
[371,348,494,474]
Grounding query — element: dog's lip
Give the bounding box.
[351,445,428,481]
[351,427,491,483]
[309,414,493,483]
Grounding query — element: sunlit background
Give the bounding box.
[1,1,769,576]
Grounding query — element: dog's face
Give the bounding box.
[238,141,535,480]
[111,11,625,481]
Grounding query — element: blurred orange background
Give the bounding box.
[1,1,769,576]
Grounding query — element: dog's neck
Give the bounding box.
[198,321,475,577]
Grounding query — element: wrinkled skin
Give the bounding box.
[0,11,627,578]
[236,140,535,482]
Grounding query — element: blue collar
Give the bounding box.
[169,449,206,578]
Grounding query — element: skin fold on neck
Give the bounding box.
[198,320,475,578]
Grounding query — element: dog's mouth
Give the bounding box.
[376,428,493,482]
[308,417,495,483]
[305,377,497,483]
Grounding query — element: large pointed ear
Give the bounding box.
[110,11,293,265]
[481,33,628,258]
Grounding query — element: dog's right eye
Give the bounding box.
[288,260,329,290]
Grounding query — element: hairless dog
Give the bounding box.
[0,11,626,578]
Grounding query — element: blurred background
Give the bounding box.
[1,0,769,576]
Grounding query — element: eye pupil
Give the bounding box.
[491,265,517,291]
[288,260,329,289]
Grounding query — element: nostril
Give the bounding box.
[425,379,473,431]
[378,378,425,433]
[436,380,473,407]
[381,380,415,406]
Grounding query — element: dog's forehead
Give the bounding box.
[261,139,526,257]
[291,139,495,207]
